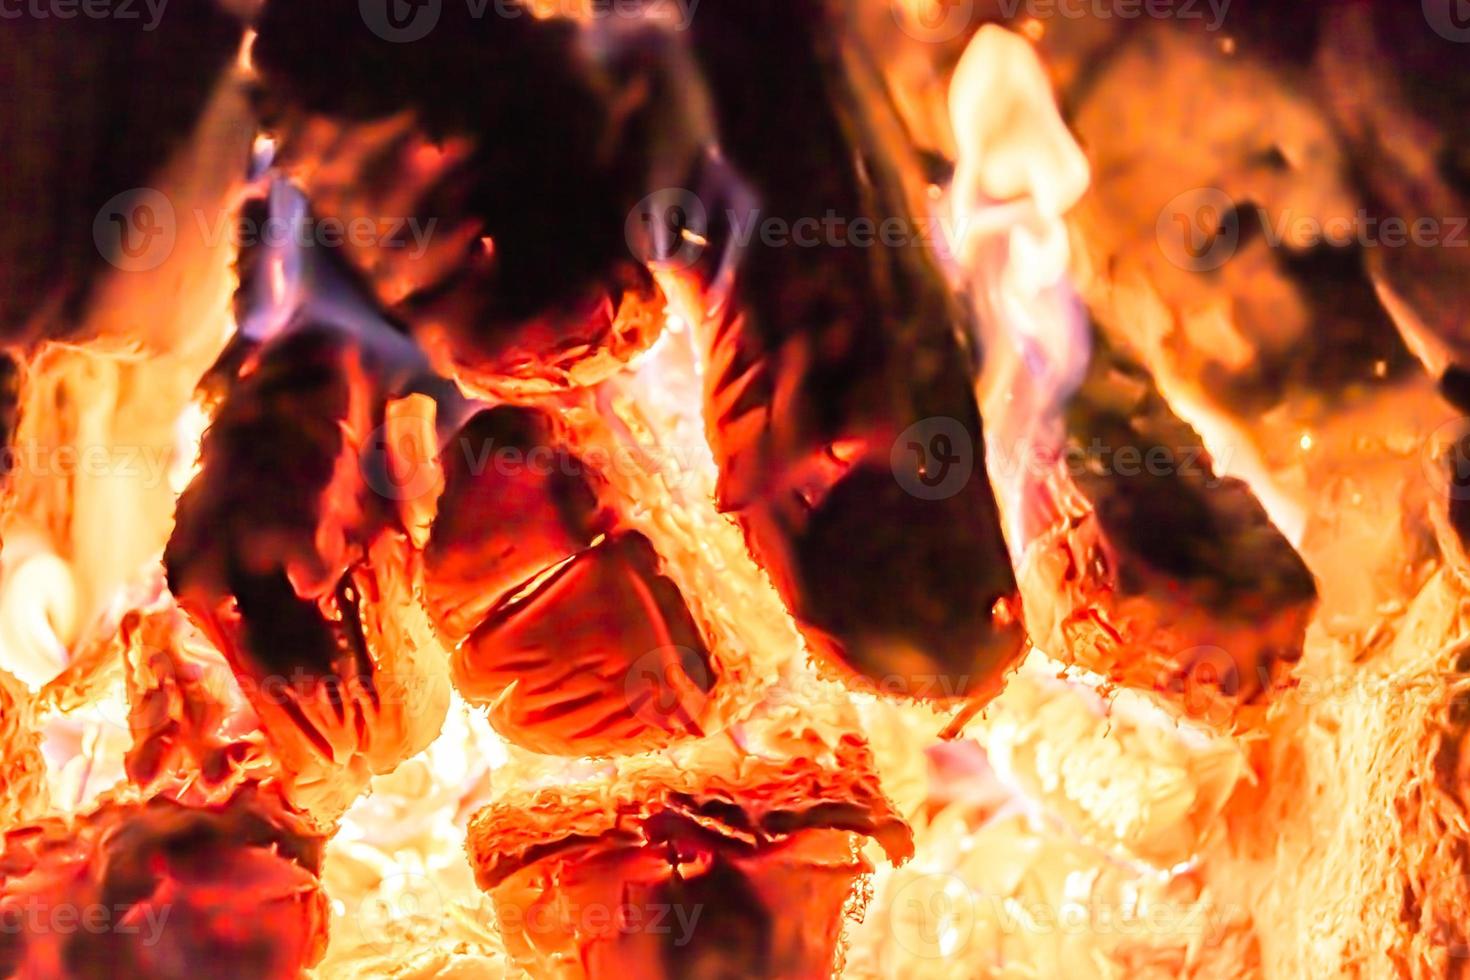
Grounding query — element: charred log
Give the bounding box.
[251,1,704,394]
[679,0,1024,701]
[454,531,713,756]
[1017,340,1317,725]
[423,406,614,638]
[1313,5,1470,406]
[166,324,449,815]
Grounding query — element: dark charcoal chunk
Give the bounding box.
[656,857,772,980]
[1313,5,1470,394]
[167,327,392,618]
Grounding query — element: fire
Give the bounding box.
[2,5,1467,979]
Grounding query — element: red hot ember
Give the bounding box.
[424,406,716,756]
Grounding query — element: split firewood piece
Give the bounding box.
[166,325,450,817]
[671,0,1024,703]
[424,406,716,756]
[1016,340,1317,726]
[0,783,328,979]
[251,2,706,395]
[466,735,913,980]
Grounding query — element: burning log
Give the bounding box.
[1016,341,1317,725]
[251,2,705,395]
[0,783,328,979]
[942,25,1316,725]
[166,325,450,816]
[670,0,1024,702]
[467,734,912,979]
[424,406,716,756]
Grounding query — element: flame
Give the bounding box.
[946,26,1092,556]
[0,541,76,690]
